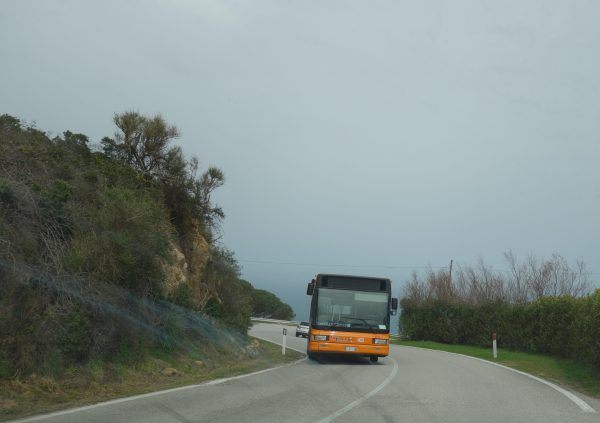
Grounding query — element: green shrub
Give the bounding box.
[63,186,171,296]
[59,307,93,363]
[400,291,600,368]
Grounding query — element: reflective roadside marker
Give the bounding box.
[282,328,287,355]
[492,333,497,359]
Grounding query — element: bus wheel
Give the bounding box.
[369,356,378,363]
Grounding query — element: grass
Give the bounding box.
[391,339,600,398]
[0,338,302,421]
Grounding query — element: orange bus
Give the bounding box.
[306,274,398,362]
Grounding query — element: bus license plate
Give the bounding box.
[345,346,357,352]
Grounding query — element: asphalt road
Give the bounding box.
[13,323,600,423]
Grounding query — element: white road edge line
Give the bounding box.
[8,338,307,423]
[316,356,399,423]
[398,345,595,413]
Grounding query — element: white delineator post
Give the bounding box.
[492,332,497,359]
[282,328,287,355]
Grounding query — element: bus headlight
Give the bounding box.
[373,339,387,345]
[312,335,329,341]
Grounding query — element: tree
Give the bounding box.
[251,289,295,320]
[194,166,225,235]
[103,112,226,240]
[102,112,179,178]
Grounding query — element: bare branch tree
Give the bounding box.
[404,252,592,305]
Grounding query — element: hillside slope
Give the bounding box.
[0,113,295,417]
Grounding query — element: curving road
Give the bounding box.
[12,323,600,423]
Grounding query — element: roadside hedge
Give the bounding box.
[400,289,600,368]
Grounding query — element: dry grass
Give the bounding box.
[0,338,302,421]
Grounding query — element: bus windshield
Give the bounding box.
[316,288,389,330]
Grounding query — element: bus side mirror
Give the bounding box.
[306,283,314,295]
[391,298,398,315]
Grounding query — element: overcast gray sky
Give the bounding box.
[2,0,600,319]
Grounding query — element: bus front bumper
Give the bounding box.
[308,341,388,357]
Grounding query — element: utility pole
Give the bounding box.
[449,259,453,285]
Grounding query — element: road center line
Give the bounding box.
[316,356,399,423]
[399,345,595,413]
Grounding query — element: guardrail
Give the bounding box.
[251,317,299,326]
[252,318,402,337]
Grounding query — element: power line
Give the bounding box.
[237,259,448,269]
[236,259,600,277]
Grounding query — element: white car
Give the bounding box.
[295,321,309,338]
